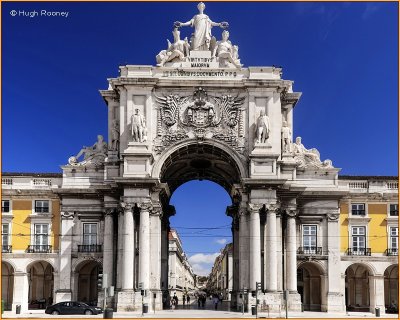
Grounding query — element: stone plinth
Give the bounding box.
[116,291,136,312]
[61,165,105,188]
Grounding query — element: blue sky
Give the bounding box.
[3,2,398,275]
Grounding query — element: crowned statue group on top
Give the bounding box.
[156,2,242,69]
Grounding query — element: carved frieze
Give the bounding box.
[154,87,245,154]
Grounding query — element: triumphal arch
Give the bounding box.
[57,3,344,312]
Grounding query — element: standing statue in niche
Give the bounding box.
[68,135,108,166]
[174,2,228,51]
[131,109,146,143]
[281,121,292,153]
[110,120,120,151]
[215,30,242,69]
[255,110,270,144]
[156,28,190,66]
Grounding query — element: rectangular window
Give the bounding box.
[390,227,398,253]
[34,224,49,246]
[389,204,399,216]
[2,224,9,246]
[351,204,365,216]
[35,200,49,213]
[2,200,10,213]
[352,226,366,254]
[83,223,97,245]
[303,225,317,253]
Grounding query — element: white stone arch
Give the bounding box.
[297,260,327,276]
[151,139,248,181]
[297,260,327,311]
[342,261,377,276]
[2,259,18,273]
[25,259,57,274]
[72,257,103,273]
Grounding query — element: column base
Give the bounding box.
[326,292,345,312]
[116,290,137,312]
[287,292,302,312]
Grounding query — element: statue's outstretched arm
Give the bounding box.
[174,19,192,28]
[211,21,229,28]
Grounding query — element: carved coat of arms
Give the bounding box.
[154,87,245,154]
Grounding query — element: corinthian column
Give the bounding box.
[139,202,151,290]
[286,208,298,292]
[121,203,134,290]
[103,209,115,288]
[248,203,262,291]
[266,204,278,292]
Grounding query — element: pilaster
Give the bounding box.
[56,211,74,301]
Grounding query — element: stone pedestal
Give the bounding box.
[116,290,136,311]
[287,292,302,312]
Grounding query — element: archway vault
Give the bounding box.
[156,140,246,194]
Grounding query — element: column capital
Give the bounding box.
[285,208,299,218]
[248,203,263,213]
[266,203,280,213]
[105,208,116,216]
[120,202,133,213]
[137,201,153,212]
[61,211,75,220]
[150,206,163,217]
[327,210,340,222]
[327,213,340,221]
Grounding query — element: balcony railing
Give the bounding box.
[2,245,12,253]
[78,244,102,253]
[386,248,398,256]
[346,248,371,256]
[297,247,323,255]
[27,245,52,253]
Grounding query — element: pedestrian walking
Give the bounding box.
[201,295,206,308]
[187,295,190,308]
[183,294,186,307]
[213,294,219,310]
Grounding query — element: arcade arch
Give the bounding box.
[344,263,374,312]
[297,262,326,311]
[1,261,14,311]
[384,264,398,310]
[74,260,102,305]
[27,261,54,309]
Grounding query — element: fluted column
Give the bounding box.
[121,203,134,290]
[139,202,151,290]
[286,208,298,292]
[266,204,278,292]
[249,203,262,291]
[239,208,249,290]
[116,209,124,290]
[103,209,115,288]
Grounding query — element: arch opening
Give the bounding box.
[159,143,243,194]
[27,261,54,310]
[2,261,14,311]
[384,264,398,313]
[297,262,324,311]
[75,260,102,306]
[345,263,372,312]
